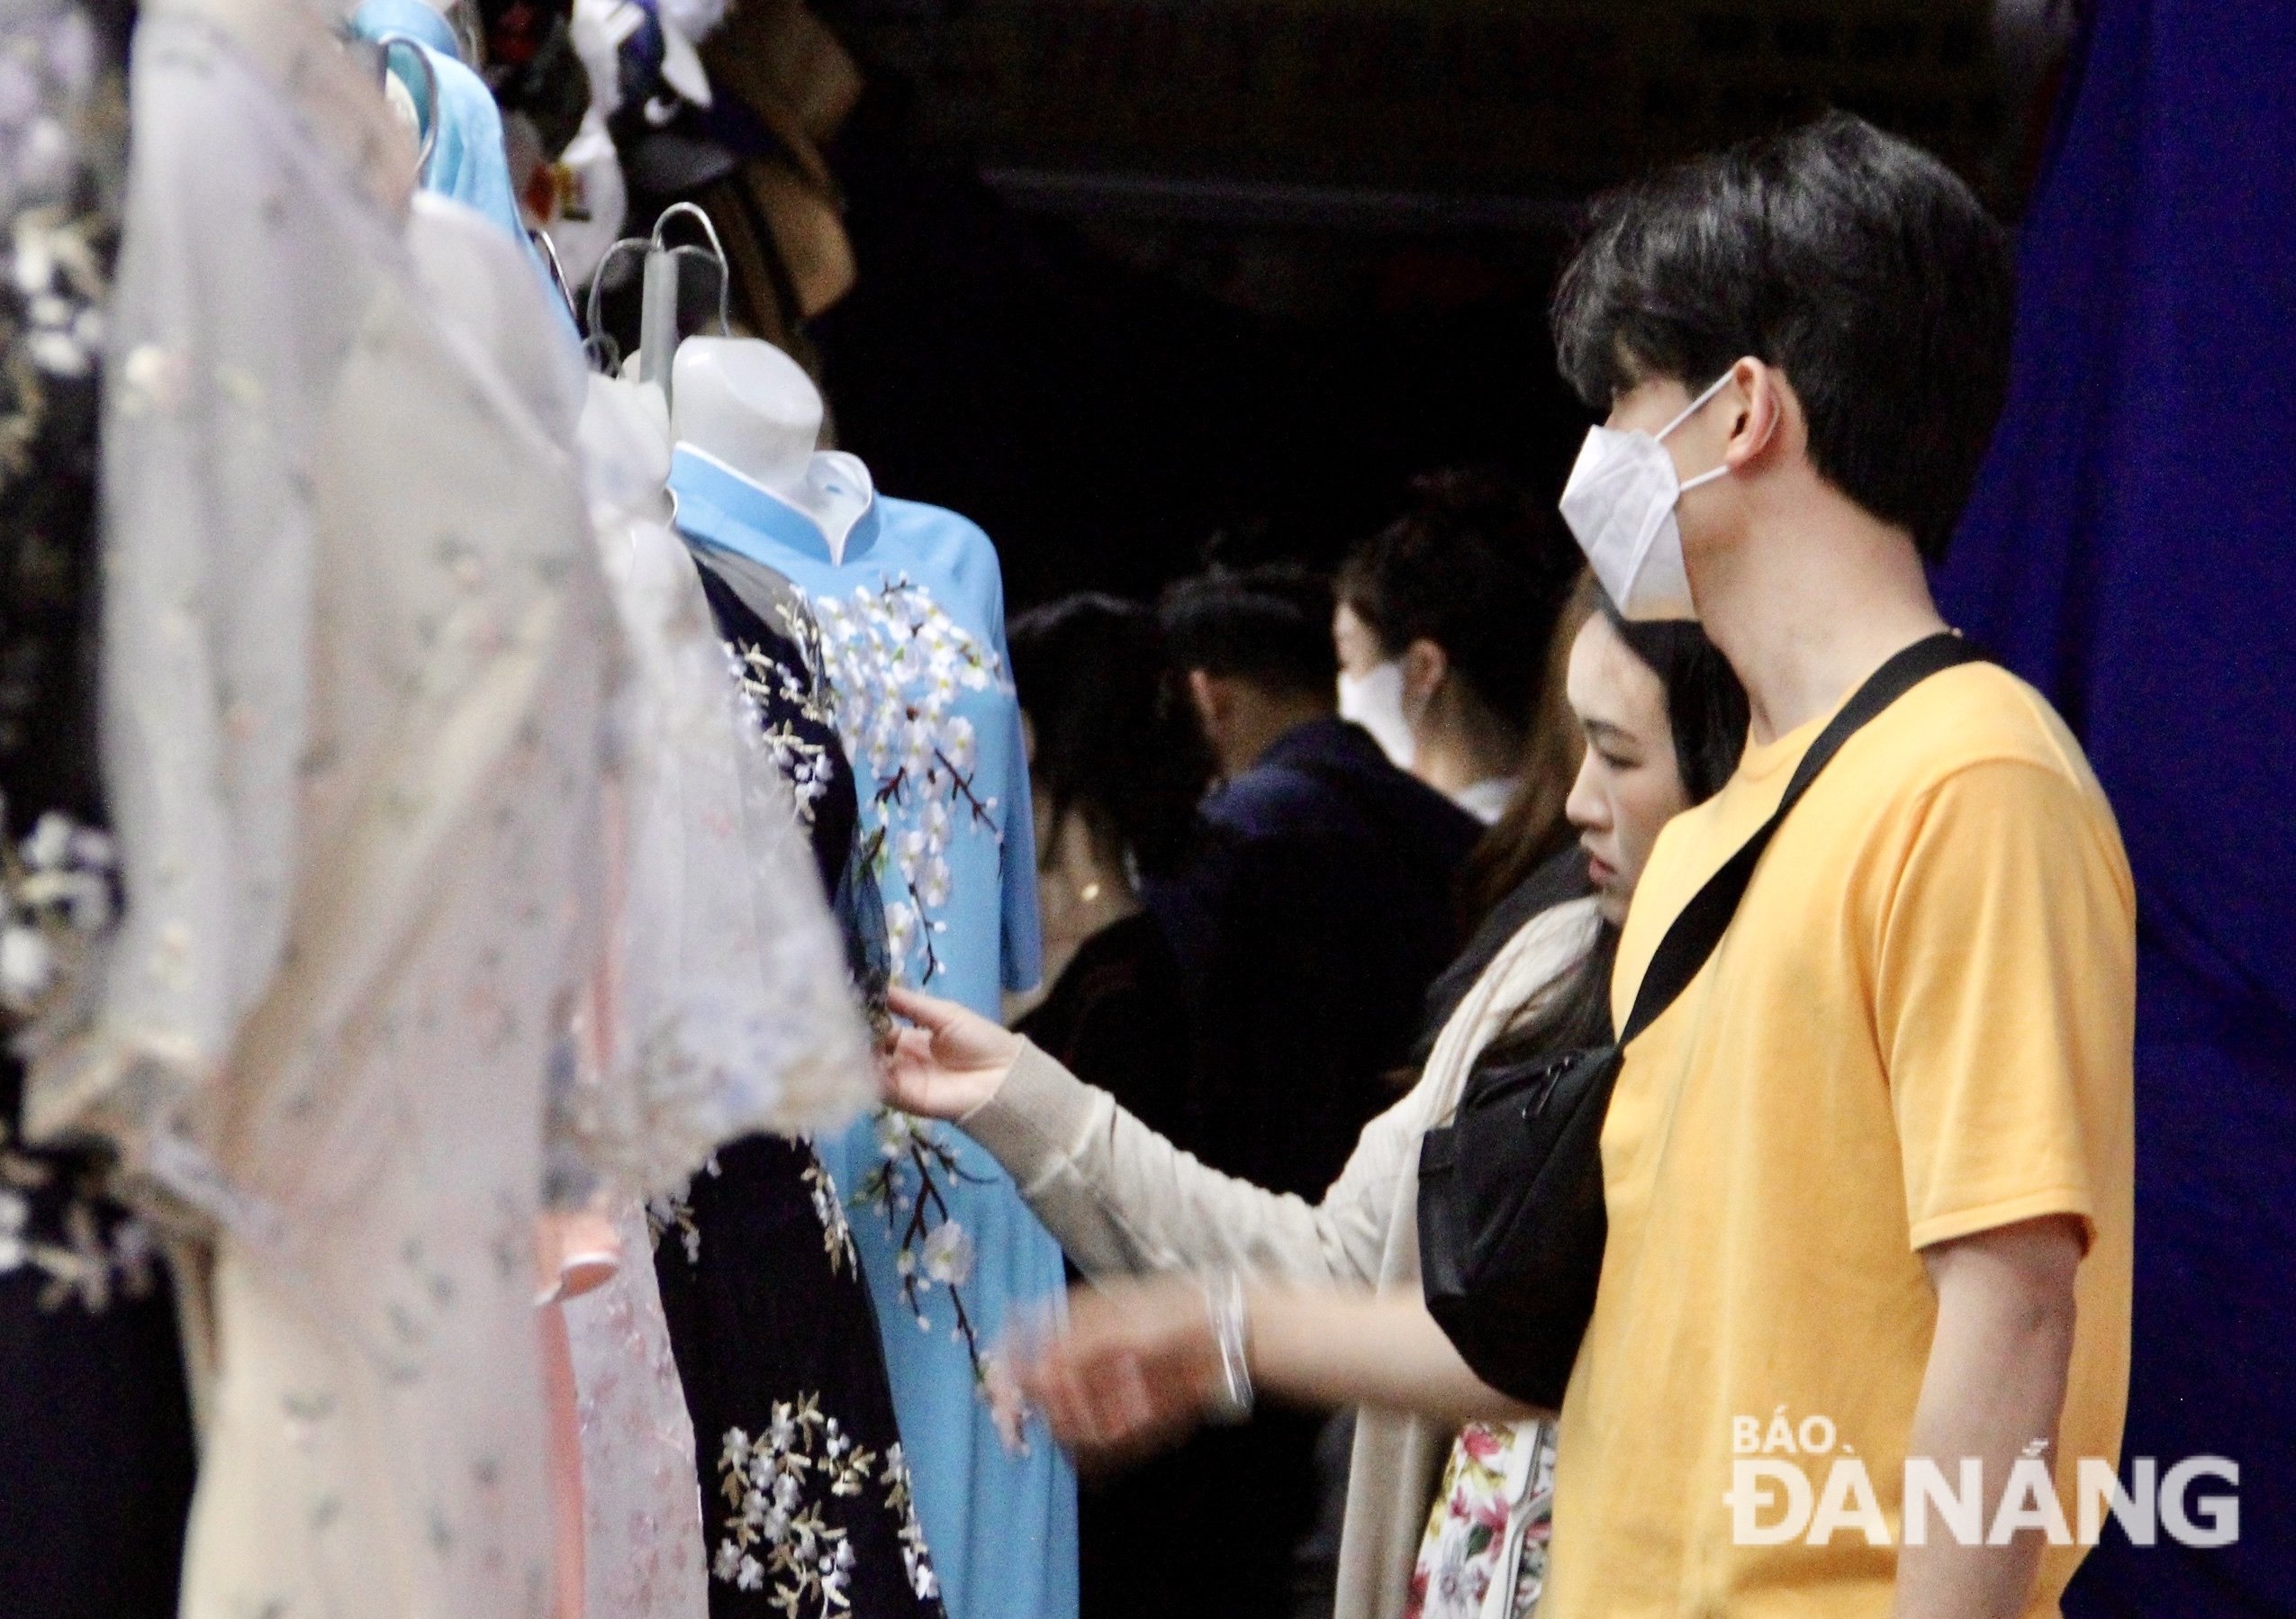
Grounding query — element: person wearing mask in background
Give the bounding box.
[872,601,1749,1619]
[1413,575,1597,1065]
[1004,592,1297,1619]
[1333,472,1583,829]
[1148,563,1480,1204]
[1145,562,1481,1615]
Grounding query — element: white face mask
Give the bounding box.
[1337,661,1416,769]
[1558,372,1734,621]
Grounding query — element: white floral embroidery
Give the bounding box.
[713,1395,938,1615]
[800,578,1007,1393]
[804,1154,858,1277]
[0,803,153,1315]
[646,1153,715,1265]
[0,1186,28,1271]
[881,1443,938,1603]
[854,1110,990,1379]
[805,576,1004,990]
[2,806,113,1021]
[0,1137,158,1312]
[727,595,842,828]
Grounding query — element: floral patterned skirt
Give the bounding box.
[1406,1418,1558,1619]
[653,1133,944,1619]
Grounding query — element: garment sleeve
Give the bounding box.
[25,21,336,1145]
[1876,758,2136,1253]
[961,1040,1433,1287]
[988,559,1044,996]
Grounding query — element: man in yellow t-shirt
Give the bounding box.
[1541,113,2136,1617]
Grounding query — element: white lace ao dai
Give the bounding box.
[76,0,616,1609]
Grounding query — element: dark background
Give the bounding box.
[800,0,2053,608]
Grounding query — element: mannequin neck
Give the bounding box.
[673,339,878,565]
[672,337,825,501]
[688,420,814,501]
[677,445,876,568]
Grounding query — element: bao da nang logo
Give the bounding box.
[1726,1409,2239,1549]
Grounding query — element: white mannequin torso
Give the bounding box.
[670,337,872,563]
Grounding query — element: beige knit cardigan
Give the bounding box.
[961,896,1602,1619]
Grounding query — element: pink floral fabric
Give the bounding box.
[1406,1418,1557,1619]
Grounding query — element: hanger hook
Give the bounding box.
[529,226,579,328]
[583,235,650,373]
[649,201,733,337]
[371,34,441,181]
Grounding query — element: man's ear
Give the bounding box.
[1723,357,1793,473]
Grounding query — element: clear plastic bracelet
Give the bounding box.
[1204,1267,1253,1424]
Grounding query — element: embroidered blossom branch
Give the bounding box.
[850,1109,992,1383]
[806,576,1007,992]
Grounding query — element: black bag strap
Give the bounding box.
[1617,632,1985,1045]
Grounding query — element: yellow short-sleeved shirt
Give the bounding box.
[1542,660,2135,1619]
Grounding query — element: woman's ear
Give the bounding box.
[1400,639,1450,712]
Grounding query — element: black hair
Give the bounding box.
[1600,597,1749,808]
[1008,593,1215,882]
[1157,563,1336,699]
[1550,112,2012,563]
[1335,470,1583,730]
[1475,598,1749,1063]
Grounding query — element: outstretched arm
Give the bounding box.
[880,986,1426,1287]
[1009,1275,1533,1462]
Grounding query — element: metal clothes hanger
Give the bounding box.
[578,206,733,387]
[640,202,733,405]
[368,33,441,182]
[529,226,580,330]
[583,236,649,376]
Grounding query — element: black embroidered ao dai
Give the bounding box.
[652,546,945,1619]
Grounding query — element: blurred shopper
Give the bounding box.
[1333,473,1583,828]
[1138,562,1480,1615]
[1149,563,1480,1200]
[1005,592,1293,1619]
[876,601,1747,1619]
[1005,595,1207,1133]
[1315,524,1585,1616]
